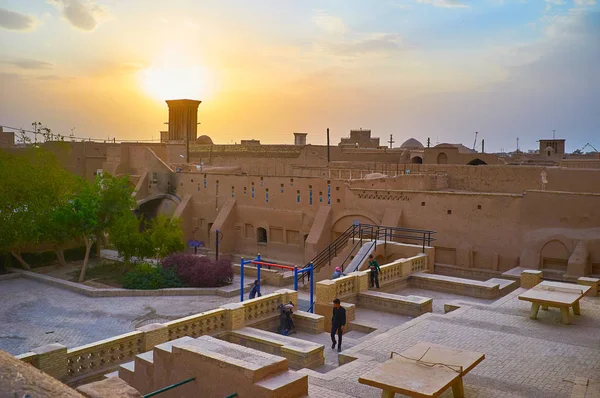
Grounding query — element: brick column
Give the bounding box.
[31,343,68,380]
[352,271,369,294]
[316,280,336,304]
[275,288,298,305]
[221,302,246,331]
[137,323,169,352]
[521,270,542,289]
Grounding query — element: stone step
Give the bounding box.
[103,370,119,379]
[117,361,135,386]
[486,278,518,295]
[150,336,197,393]
[230,327,322,354]
[255,370,309,398]
[172,335,288,383]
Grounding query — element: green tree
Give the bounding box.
[54,173,136,281]
[144,215,185,260]
[110,212,153,265]
[0,146,76,269]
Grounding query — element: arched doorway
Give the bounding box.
[540,240,570,270]
[257,227,267,244]
[437,152,448,164]
[411,156,423,164]
[467,158,487,166]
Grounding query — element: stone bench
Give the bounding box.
[410,272,501,299]
[357,291,432,317]
[578,277,599,297]
[226,327,324,370]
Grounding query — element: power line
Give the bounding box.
[0,124,161,143]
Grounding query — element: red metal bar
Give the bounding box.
[250,261,295,271]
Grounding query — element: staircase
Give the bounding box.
[116,335,308,398]
[301,224,436,279]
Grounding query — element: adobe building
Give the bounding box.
[339,129,380,148]
[3,100,600,283]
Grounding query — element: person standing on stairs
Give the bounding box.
[331,298,346,353]
[368,255,380,289]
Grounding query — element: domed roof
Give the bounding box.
[196,135,213,144]
[400,138,424,149]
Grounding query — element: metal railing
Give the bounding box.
[302,224,436,278]
[143,377,195,398]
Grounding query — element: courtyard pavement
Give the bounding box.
[0,278,283,355]
[300,287,600,398]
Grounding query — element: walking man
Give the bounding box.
[331,298,346,353]
[368,255,380,289]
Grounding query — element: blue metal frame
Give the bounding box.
[240,255,314,313]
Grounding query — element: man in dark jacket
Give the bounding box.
[249,280,261,299]
[331,298,346,352]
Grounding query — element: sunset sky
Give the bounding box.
[1,0,598,152]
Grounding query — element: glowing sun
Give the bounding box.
[138,65,214,101]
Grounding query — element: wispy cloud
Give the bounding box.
[416,0,469,8]
[574,0,596,5]
[48,0,111,32]
[3,58,54,70]
[0,8,38,31]
[327,33,403,57]
[312,9,347,34]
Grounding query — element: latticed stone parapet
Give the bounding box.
[163,308,227,341]
[316,253,428,306]
[521,270,542,289]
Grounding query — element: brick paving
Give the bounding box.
[0,278,283,355]
[3,275,600,397]
[302,289,600,397]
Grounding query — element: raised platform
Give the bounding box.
[357,290,432,317]
[118,335,308,398]
[410,272,515,299]
[226,327,324,369]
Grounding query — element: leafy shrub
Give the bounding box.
[122,263,183,290]
[161,254,234,288]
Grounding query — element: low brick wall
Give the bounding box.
[410,272,500,299]
[10,269,245,298]
[434,264,503,281]
[293,311,324,334]
[357,291,432,317]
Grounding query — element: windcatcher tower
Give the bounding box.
[166,99,201,143]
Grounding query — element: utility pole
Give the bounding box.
[481,139,485,153]
[388,134,395,149]
[517,137,520,152]
[427,137,431,148]
[327,128,330,163]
